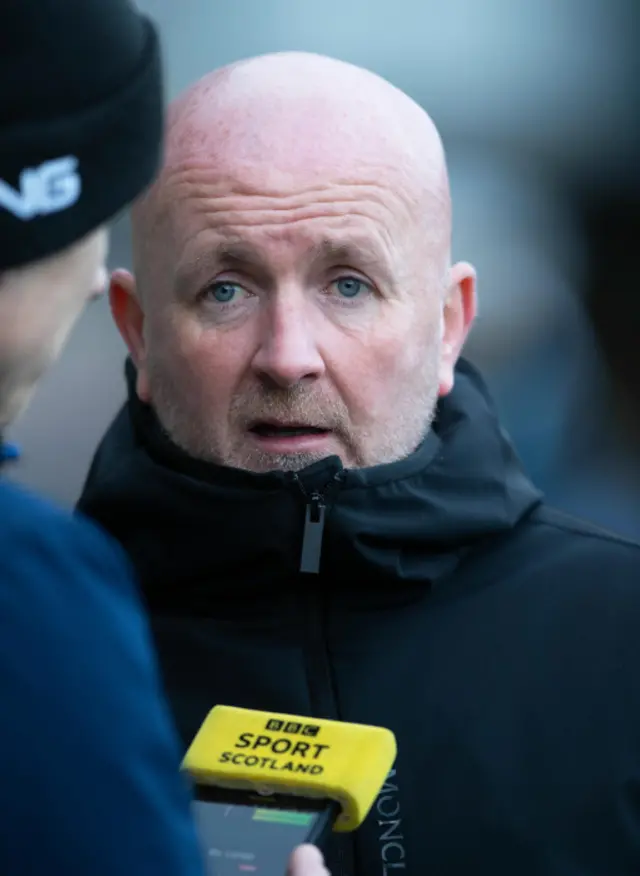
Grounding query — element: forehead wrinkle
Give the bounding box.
[160,157,420,208]
[134,52,452,295]
[161,169,422,254]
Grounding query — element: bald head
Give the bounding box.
[169,52,445,180]
[132,52,451,271]
[114,51,475,475]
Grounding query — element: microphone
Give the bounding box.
[183,705,397,876]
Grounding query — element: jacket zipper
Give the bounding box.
[294,471,345,574]
[303,580,354,876]
[292,471,354,876]
[300,492,327,573]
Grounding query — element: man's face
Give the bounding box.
[119,163,467,473]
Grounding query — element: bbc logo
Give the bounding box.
[265,719,320,737]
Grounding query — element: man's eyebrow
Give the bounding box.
[311,238,392,279]
[175,237,393,286]
[175,241,268,284]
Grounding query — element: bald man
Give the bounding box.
[79,53,640,875]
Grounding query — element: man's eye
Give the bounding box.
[206,282,243,303]
[331,276,370,300]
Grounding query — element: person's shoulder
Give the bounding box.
[0,478,131,588]
[511,501,640,586]
[0,479,149,691]
[527,503,640,553]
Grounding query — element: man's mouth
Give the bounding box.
[249,422,330,439]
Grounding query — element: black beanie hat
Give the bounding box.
[0,0,163,271]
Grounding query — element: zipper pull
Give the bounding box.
[300,492,326,574]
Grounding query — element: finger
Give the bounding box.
[287,843,330,876]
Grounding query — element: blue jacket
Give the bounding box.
[0,459,203,875]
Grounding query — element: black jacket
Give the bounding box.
[79,358,640,876]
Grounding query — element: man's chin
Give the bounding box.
[234,448,339,474]
[229,428,348,473]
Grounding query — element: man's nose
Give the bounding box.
[251,297,325,389]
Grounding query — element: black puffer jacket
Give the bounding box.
[79,358,640,876]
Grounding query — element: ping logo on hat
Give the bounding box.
[0,156,81,221]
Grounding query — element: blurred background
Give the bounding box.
[8,0,640,535]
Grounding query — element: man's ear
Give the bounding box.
[109,268,151,402]
[438,261,477,397]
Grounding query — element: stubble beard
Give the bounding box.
[146,346,441,474]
